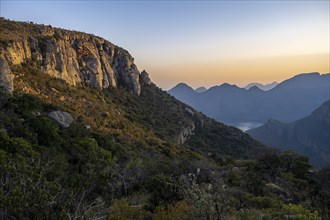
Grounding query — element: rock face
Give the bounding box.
[0,56,14,93]
[140,70,152,86]
[185,107,194,117]
[177,122,195,144]
[48,111,73,128]
[0,19,147,95]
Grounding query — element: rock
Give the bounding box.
[2,20,145,95]
[198,118,204,127]
[185,108,194,117]
[48,111,73,128]
[140,70,151,86]
[177,122,195,144]
[265,182,292,198]
[0,56,14,93]
[34,111,41,117]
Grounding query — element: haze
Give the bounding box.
[1,0,329,89]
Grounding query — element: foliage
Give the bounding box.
[107,199,148,220]
[146,173,184,210]
[0,57,328,219]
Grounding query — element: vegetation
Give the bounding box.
[0,18,329,219]
[0,71,329,219]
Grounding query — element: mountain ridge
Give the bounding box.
[1,18,329,220]
[245,81,278,91]
[0,18,267,158]
[0,17,150,95]
[195,86,207,93]
[247,100,330,167]
[168,72,330,127]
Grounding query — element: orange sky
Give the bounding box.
[2,1,329,90]
[140,53,329,89]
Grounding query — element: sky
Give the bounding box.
[1,0,329,89]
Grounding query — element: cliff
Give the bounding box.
[0,18,151,95]
[0,18,269,150]
[0,56,14,93]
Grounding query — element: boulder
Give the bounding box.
[48,111,73,128]
[185,108,194,117]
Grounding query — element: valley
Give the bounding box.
[0,18,329,220]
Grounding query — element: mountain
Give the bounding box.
[1,18,329,219]
[0,19,145,96]
[247,100,330,167]
[0,18,269,157]
[245,82,278,91]
[168,73,330,129]
[167,83,199,107]
[195,86,207,93]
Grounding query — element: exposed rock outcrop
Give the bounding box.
[0,56,14,93]
[48,111,73,128]
[185,107,194,117]
[177,122,195,144]
[0,19,145,95]
[140,70,151,86]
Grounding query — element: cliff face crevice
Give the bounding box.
[0,56,14,93]
[0,20,145,95]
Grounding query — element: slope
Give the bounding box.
[168,73,330,127]
[247,100,330,167]
[0,18,328,219]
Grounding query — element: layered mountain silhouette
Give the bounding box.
[195,86,207,93]
[0,18,267,159]
[247,100,330,167]
[1,18,329,219]
[168,73,330,129]
[244,82,278,91]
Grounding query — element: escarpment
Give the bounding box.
[0,18,146,95]
[0,56,14,93]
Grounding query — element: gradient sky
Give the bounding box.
[1,0,329,89]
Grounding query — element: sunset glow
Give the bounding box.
[1,0,329,89]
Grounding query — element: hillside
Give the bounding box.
[1,18,329,219]
[247,100,330,167]
[168,73,330,128]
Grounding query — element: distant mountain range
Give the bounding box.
[1,18,329,219]
[195,86,207,93]
[168,72,330,129]
[247,100,330,167]
[244,81,278,91]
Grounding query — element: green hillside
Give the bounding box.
[0,19,329,219]
[0,70,328,219]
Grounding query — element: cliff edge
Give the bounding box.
[0,18,151,95]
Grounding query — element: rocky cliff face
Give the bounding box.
[0,56,14,93]
[177,122,195,144]
[0,19,147,95]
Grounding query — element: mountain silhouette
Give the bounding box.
[247,100,330,167]
[168,72,330,128]
[195,86,207,93]
[245,82,278,91]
